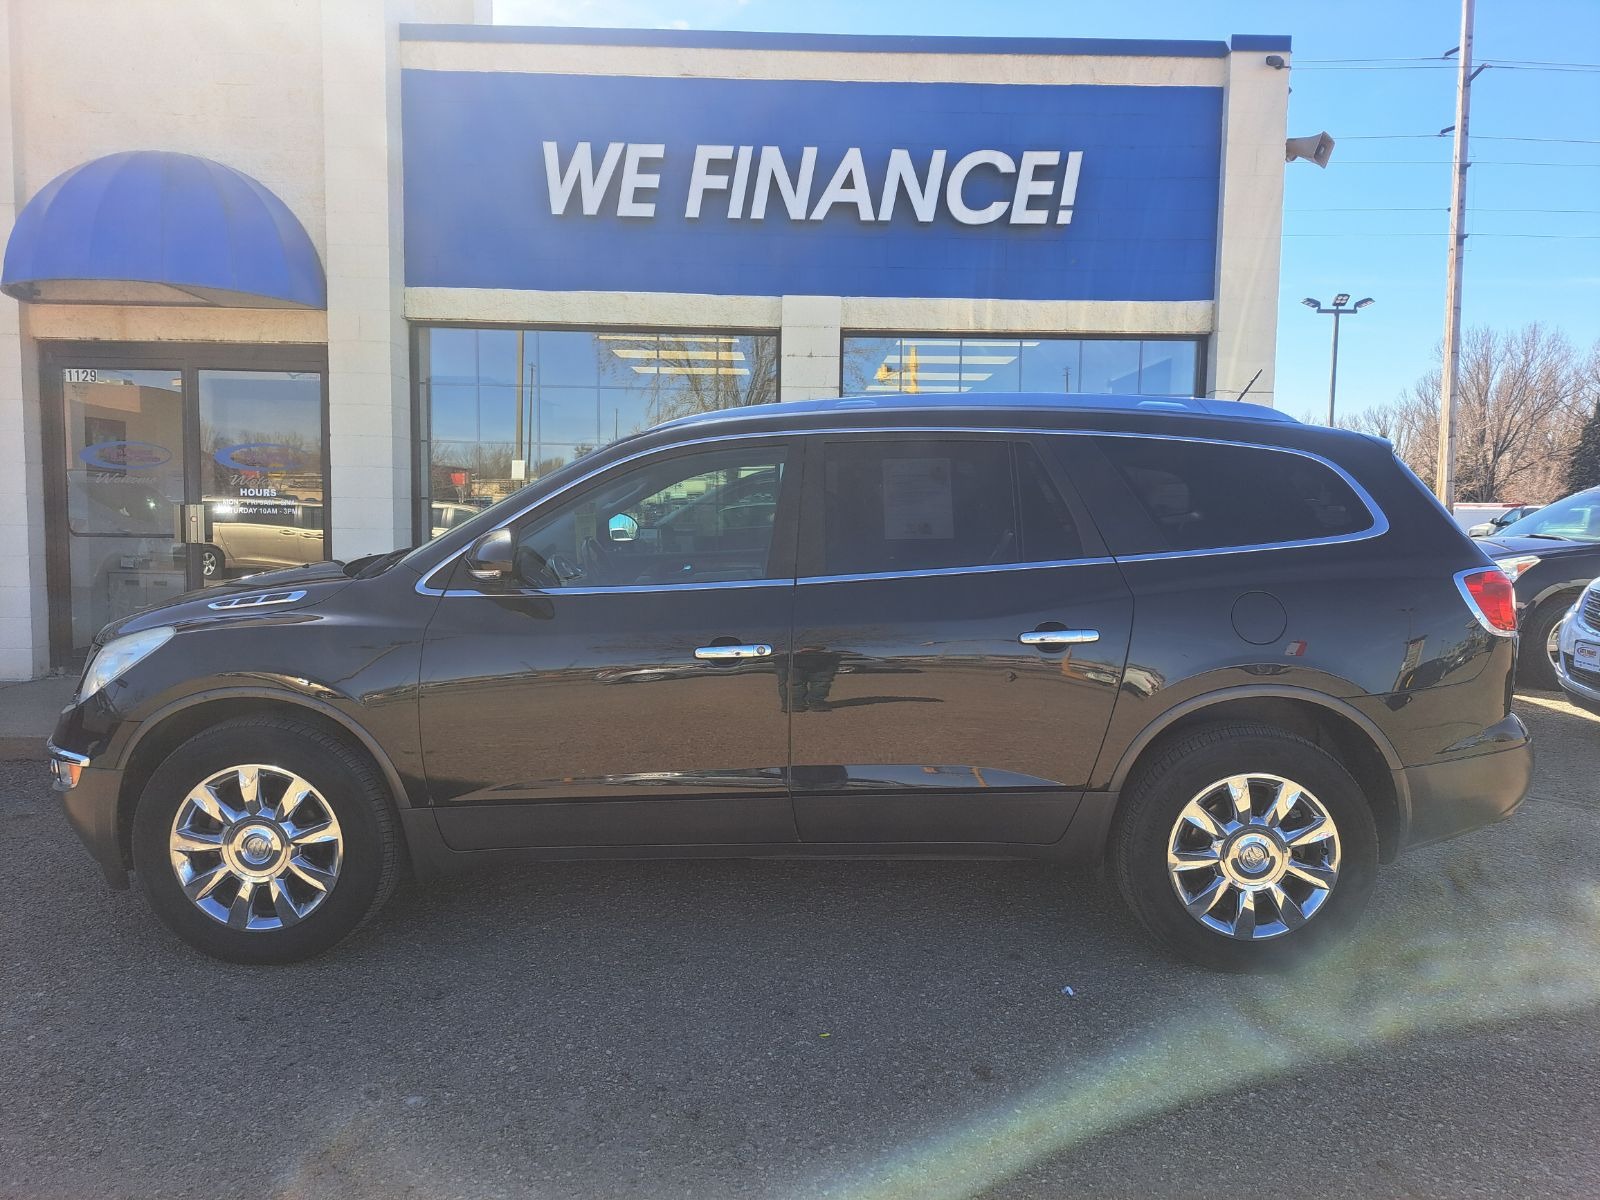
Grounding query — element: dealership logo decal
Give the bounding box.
[214,442,303,473]
[542,143,1085,227]
[78,440,172,470]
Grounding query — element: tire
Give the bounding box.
[1518,595,1573,691]
[199,545,223,580]
[131,715,402,964]
[1111,722,1378,972]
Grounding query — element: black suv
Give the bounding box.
[49,394,1531,970]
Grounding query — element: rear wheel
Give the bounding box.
[131,716,401,964]
[1111,722,1378,971]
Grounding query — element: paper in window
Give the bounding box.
[881,457,954,540]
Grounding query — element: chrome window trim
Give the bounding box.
[417,425,1388,598]
[797,557,1116,586]
[426,577,794,600]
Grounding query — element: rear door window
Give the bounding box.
[811,437,1083,576]
[1090,435,1374,553]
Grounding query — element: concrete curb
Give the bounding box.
[0,736,48,762]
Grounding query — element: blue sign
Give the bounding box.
[402,72,1222,302]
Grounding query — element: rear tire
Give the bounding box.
[1111,722,1378,972]
[1518,595,1572,691]
[131,716,401,964]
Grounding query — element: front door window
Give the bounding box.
[509,446,788,590]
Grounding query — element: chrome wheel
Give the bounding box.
[1548,613,1564,672]
[168,764,343,931]
[1166,773,1341,940]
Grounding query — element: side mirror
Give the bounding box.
[464,528,515,583]
[608,513,639,543]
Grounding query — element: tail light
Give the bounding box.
[1456,567,1518,636]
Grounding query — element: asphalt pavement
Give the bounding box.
[2,693,1598,1199]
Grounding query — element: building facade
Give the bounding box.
[0,0,1290,678]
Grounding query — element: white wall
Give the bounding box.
[1209,49,1290,404]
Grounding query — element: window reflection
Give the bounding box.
[198,370,326,582]
[417,327,778,537]
[843,335,1201,398]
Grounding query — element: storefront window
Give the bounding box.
[416,327,779,538]
[842,336,1201,397]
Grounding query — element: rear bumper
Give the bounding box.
[49,743,129,890]
[1398,722,1532,851]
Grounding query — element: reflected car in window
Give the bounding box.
[199,500,324,580]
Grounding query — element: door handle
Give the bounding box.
[694,643,774,660]
[1019,629,1099,647]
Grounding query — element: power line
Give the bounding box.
[1285,206,1600,214]
[1340,134,1600,144]
[1327,159,1600,166]
[1281,232,1600,239]
[1293,60,1600,73]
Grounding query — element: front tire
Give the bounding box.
[131,716,402,964]
[1111,722,1378,972]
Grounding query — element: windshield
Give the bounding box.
[1497,489,1600,543]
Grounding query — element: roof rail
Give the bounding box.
[657,391,1298,430]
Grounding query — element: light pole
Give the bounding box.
[1302,294,1375,426]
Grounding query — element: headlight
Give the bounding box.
[78,627,174,701]
[1494,554,1540,582]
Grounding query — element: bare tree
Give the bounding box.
[1358,324,1590,504]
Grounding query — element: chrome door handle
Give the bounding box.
[694,643,774,660]
[1019,629,1099,646]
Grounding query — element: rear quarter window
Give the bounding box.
[1092,436,1374,553]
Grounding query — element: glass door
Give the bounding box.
[50,352,329,665]
[197,370,326,582]
[60,365,189,653]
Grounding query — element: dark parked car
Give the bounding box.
[1478,486,1600,688]
[49,394,1531,970]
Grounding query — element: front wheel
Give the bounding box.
[131,716,402,964]
[1111,722,1378,971]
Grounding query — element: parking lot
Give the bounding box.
[3,691,1598,1200]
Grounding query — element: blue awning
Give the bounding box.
[2,151,325,309]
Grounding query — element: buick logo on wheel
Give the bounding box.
[1240,843,1268,870]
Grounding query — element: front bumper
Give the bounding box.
[49,742,129,890]
[1398,718,1532,851]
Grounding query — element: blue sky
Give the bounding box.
[493,0,1600,419]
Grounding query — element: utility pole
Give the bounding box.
[1436,0,1477,510]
